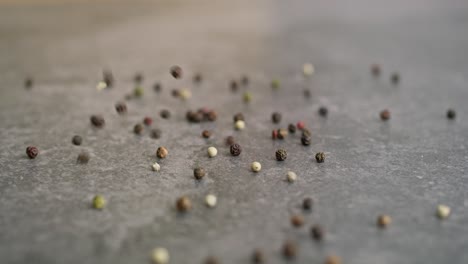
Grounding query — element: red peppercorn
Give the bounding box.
[143,117,152,126]
[272,129,278,140]
[26,146,38,159]
[297,121,305,130]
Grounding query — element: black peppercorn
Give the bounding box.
[318,106,328,117]
[230,80,239,92]
[26,146,38,159]
[170,65,182,79]
[288,124,296,133]
[315,152,325,163]
[291,215,304,227]
[310,224,324,241]
[230,143,242,156]
[301,135,311,146]
[241,75,249,86]
[447,109,456,120]
[186,111,203,123]
[204,256,220,264]
[302,128,311,137]
[134,124,144,135]
[90,115,105,128]
[302,197,313,210]
[24,77,33,89]
[371,64,381,77]
[72,135,82,146]
[160,109,171,119]
[252,249,265,264]
[206,110,217,121]
[150,129,162,139]
[275,149,287,161]
[103,70,114,88]
[282,240,297,259]
[153,82,162,93]
[115,102,127,115]
[233,113,244,122]
[171,89,180,98]
[380,109,391,121]
[391,73,400,84]
[176,196,191,212]
[202,130,212,139]
[134,72,143,84]
[77,152,90,164]
[272,112,282,124]
[193,73,202,83]
[303,89,311,98]
[225,136,235,146]
[194,167,206,180]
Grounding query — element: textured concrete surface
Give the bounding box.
[1,0,468,263]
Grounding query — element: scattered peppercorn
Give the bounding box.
[170,65,182,79]
[380,109,391,121]
[291,215,304,227]
[92,195,106,209]
[205,194,217,208]
[271,79,280,90]
[371,64,381,77]
[271,129,278,140]
[447,109,456,120]
[225,136,235,146]
[287,171,297,182]
[134,124,144,135]
[207,147,218,158]
[243,92,252,103]
[377,214,392,228]
[205,110,218,121]
[235,120,246,130]
[272,112,282,123]
[171,89,180,98]
[151,247,169,264]
[150,129,162,139]
[193,167,206,180]
[230,80,239,92]
[193,73,202,83]
[143,117,153,126]
[282,240,297,259]
[115,102,127,114]
[251,249,264,264]
[24,77,33,89]
[297,121,305,130]
[310,224,324,241]
[176,196,192,212]
[302,128,311,137]
[72,135,82,146]
[324,255,341,264]
[233,113,244,122]
[436,204,451,219]
[302,197,313,210]
[134,72,143,84]
[277,129,288,139]
[230,143,242,156]
[301,135,311,146]
[77,152,90,164]
[318,106,328,117]
[103,70,114,88]
[160,109,171,119]
[391,73,400,84]
[275,149,287,161]
[251,161,262,172]
[26,146,38,159]
[303,63,315,76]
[152,162,161,172]
[241,75,249,86]
[153,82,162,93]
[156,147,168,159]
[179,88,192,100]
[186,110,203,123]
[315,152,325,163]
[90,115,105,128]
[288,124,296,133]
[134,86,144,97]
[202,130,212,139]
[204,256,220,264]
[303,89,311,98]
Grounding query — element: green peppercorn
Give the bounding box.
[92,195,106,209]
[243,92,252,103]
[271,79,280,90]
[134,86,144,97]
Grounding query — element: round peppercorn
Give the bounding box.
[272,112,282,123]
[156,147,168,159]
[282,240,297,259]
[271,130,278,140]
[324,255,341,264]
[206,110,218,121]
[287,171,297,182]
[230,80,239,92]
[301,135,311,146]
[92,195,106,209]
[315,152,325,163]
[151,247,169,264]
[150,129,162,139]
[235,120,245,130]
[275,149,287,161]
[380,109,391,121]
[251,161,262,172]
[377,214,392,228]
[391,73,400,84]
[230,143,242,156]
[447,109,456,120]
[171,89,180,98]
[26,146,38,159]
[134,73,143,84]
[436,204,451,219]
[277,129,288,139]
[143,117,152,126]
[134,86,144,97]
[310,224,324,241]
[170,65,182,79]
[72,135,82,146]
[302,128,311,137]
[176,196,191,212]
[291,215,304,227]
[303,63,315,76]
[77,152,90,164]
[134,124,144,135]
[202,130,212,139]
[24,77,33,89]
[225,136,235,146]
[204,256,220,264]
[160,109,171,119]
[296,121,305,130]
[153,82,162,93]
[207,147,218,158]
[241,75,249,86]
[371,64,381,76]
[205,194,217,208]
[233,113,244,122]
[271,79,280,90]
[103,70,114,88]
[194,167,206,180]
[90,115,105,128]
[193,73,202,83]
[252,249,265,264]
[303,89,311,98]
[302,197,313,210]
[243,92,252,103]
[288,124,296,133]
[318,106,328,117]
[115,102,127,114]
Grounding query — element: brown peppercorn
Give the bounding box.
[160,109,171,119]
[202,130,212,139]
[150,129,162,139]
[302,197,313,210]
[193,73,202,83]
[156,147,168,159]
[206,110,217,121]
[447,109,456,120]
[171,89,180,98]
[252,249,265,264]
[324,255,341,264]
[24,77,33,89]
[230,80,239,92]
[318,106,328,117]
[377,214,392,228]
[291,215,304,227]
[277,129,288,139]
[225,136,235,146]
[391,73,400,84]
[77,152,90,164]
[380,109,391,121]
[233,112,244,122]
[193,167,206,180]
[115,102,127,115]
[26,146,38,159]
[282,240,297,259]
[90,115,105,128]
[153,82,162,93]
[371,64,381,76]
[301,135,311,146]
[315,152,325,163]
[204,256,220,264]
[176,196,191,212]
[134,124,144,135]
[143,117,152,126]
[170,65,182,79]
[134,72,143,84]
[230,143,242,156]
[72,135,82,146]
[186,111,203,123]
[272,112,282,124]
[303,89,311,98]
[288,124,296,133]
[310,224,324,241]
[275,149,287,161]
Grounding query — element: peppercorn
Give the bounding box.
[391,72,400,84]
[310,224,324,241]
[186,111,203,123]
[324,255,341,264]
[179,88,191,100]
[103,70,114,88]
[143,117,152,126]
[151,247,169,264]
[134,124,144,135]
[176,196,192,212]
[251,161,262,172]
[288,124,296,133]
[252,249,265,264]
[241,75,249,86]
[233,113,244,122]
[291,215,304,227]
[243,92,252,103]
[205,194,217,208]
[303,89,311,98]
[77,152,90,164]
[150,129,162,139]
[271,130,278,140]
[447,109,456,120]
[302,197,313,210]
[377,214,392,228]
[275,149,287,161]
[171,89,180,98]
[315,152,325,163]
[302,128,311,137]
[287,171,297,182]
[301,135,311,146]
[134,72,143,84]
[297,121,305,130]
[277,129,288,139]
[380,109,391,121]
[225,136,235,146]
[193,73,202,83]
[72,135,82,146]
[230,143,242,156]
[207,147,218,158]
[24,77,33,89]
[156,147,168,159]
[271,112,282,123]
[170,65,182,79]
[90,115,105,128]
[202,130,212,139]
[235,120,245,130]
[436,204,450,219]
[115,102,127,114]
[271,79,280,90]
[206,110,217,121]
[26,146,38,159]
[160,109,171,119]
[193,167,206,180]
[134,86,144,97]
[318,106,328,117]
[282,240,297,259]
[230,80,239,92]
[152,162,161,172]
[92,195,106,209]
[204,256,220,264]
[371,64,381,77]
[153,82,162,93]
[303,63,315,76]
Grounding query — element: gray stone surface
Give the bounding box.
[1,0,468,263]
